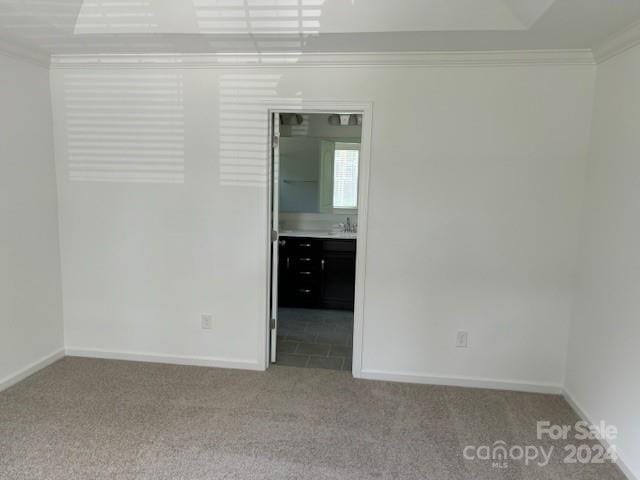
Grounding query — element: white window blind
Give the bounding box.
[332,142,359,209]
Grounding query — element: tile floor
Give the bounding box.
[276,308,353,371]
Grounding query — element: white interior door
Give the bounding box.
[270,112,280,363]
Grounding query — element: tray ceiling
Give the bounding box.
[0,0,639,56]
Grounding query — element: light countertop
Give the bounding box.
[279,230,357,240]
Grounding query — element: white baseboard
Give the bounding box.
[0,348,65,393]
[563,389,637,480]
[65,347,265,371]
[357,368,563,394]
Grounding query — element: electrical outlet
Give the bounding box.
[201,314,213,330]
[456,330,469,348]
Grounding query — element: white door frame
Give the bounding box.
[269,112,280,364]
[264,100,373,378]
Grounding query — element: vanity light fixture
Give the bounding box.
[279,113,304,125]
[328,114,362,126]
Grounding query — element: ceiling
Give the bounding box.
[1,0,639,57]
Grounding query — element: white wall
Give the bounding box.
[566,45,640,478]
[0,55,64,388]
[50,63,594,387]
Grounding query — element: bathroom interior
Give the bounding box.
[275,112,361,371]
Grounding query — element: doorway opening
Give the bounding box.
[267,108,371,374]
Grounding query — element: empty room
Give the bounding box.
[1,1,640,479]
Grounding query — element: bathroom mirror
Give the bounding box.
[279,113,362,214]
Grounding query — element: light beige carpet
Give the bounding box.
[0,358,626,479]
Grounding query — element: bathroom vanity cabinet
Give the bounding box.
[278,236,356,311]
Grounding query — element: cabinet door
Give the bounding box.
[320,251,356,310]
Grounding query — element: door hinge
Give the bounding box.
[270,318,276,330]
[272,134,279,149]
[271,229,278,242]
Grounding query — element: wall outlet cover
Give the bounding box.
[456,330,469,348]
[201,314,213,330]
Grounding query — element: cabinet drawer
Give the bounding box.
[293,286,315,296]
[295,269,318,281]
[291,285,317,306]
[290,255,317,271]
[322,239,356,253]
[288,238,320,253]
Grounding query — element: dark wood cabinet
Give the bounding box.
[278,236,356,311]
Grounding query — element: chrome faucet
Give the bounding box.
[342,217,357,233]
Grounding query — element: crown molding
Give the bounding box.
[594,19,640,64]
[50,49,595,69]
[0,38,50,68]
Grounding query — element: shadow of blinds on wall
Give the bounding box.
[206,0,325,188]
[219,73,280,188]
[74,0,159,33]
[63,71,185,184]
[0,0,81,52]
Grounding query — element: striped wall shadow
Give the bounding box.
[63,71,185,184]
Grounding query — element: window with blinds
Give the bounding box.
[332,143,359,209]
